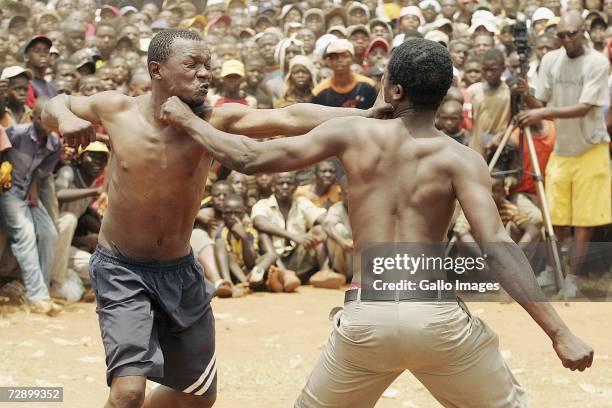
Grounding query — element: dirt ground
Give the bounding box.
[1,286,611,408]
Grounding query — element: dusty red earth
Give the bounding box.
[1,286,611,408]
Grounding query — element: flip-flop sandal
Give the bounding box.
[215,280,233,298]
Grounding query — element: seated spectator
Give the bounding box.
[209,60,257,108]
[248,173,273,208]
[226,171,250,207]
[322,176,353,280]
[274,55,315,107]
[1,66,34,127]
[437,100,471,145]
[454,174,541,254]
[191,180,234,298]
[214,194,277,293]
[51,141,109,303]
[295,159,342,209]
[467,49,511,157]
[0,98,61,316]
[251,172,345,289]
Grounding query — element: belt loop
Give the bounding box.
[357,287,362,303]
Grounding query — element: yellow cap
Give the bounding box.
[78,141,110,156]
[221,59,245,77]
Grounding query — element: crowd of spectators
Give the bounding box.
[0,0,610,314]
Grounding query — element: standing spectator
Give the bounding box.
[274,55,315,108]
[244,57,273,108]
[473,34,494,58]
[0,98,61,316]
[347,3,370,26]
[518,11,611,297]
[0,67,33,127]
[61,20,86,56]
[588,16,607,52]
[527,33,560,91]
[369,19,393,44]
[348,25,371,66]
[398,6,424,34]
[312,39,377,109]
[25,35,57,107]
[364,38,390,69]
[94,24,117,66]
[209,60,257,108]
[303,9,325,38]
[468,49,511,156]
[437,99,471,145]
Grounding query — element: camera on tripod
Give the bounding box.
[512,21,531,77]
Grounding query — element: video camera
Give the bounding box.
[512,21,531,77]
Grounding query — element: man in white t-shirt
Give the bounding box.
[518,11,611,298]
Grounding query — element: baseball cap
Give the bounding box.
[347,2,370,18]
[37,10,60,24]
[431,18,453,30]
[531,7,555,23]
[1,66,33,80]
[24,35,53,53]
[424,30,449,46]
[325,38,355,56]
[79,141,109,156]
[101,5,120,17]
[399,6,425,26]
[590,15,608,29]
[327,25,348,37]
[303,9,324,23]
[369,18,392,33]
[348,24,370,37]
[120,6,139,16]
[280,4,301,21]
[419,0,441,13]
[221,59,245,77]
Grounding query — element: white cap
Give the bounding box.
[324,38,355,56]
[425,30,449,46]
[1,66,33,80]
[314,34,337,57]
[531,7,555,22]
[399,6,424,26]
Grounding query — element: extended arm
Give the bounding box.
[55,167,101,204]
[209,91,390,138]
[162,96,353,175]
[453,149,593,371]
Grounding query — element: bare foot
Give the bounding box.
[232,282,251,298]
[281,269,301,293]
[266,266,284,293]
[29,300,63,317]
[309,269,346,289]
[214,280,233,298]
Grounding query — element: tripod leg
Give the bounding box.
[524,127,568,303]
[488,123,516,171]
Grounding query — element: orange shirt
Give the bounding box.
[294,184,342,209]
[510,120,556,195]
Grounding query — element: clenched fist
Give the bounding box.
[160,96,196,130]
[60,116,96,148]
[553,329,594,372]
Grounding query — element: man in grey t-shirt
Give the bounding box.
[517,11,611,298]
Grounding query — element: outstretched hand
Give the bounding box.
[160,96,196,130]
[552,329,594,372]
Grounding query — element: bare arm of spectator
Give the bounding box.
[42,92,129,147]
[0,79,7,119]
[322,205,353,249]
[516,220,541,251]
[55,166,102,203]
[453,146,594,372]
[214,238,232,283]
[252,215,320,250]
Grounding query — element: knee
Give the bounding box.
[107,384,145,408]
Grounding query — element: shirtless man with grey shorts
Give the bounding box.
[161,38,594,408]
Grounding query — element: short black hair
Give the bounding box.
[388,38,453,111]
[147,28,203,65]
[482,48,505,67]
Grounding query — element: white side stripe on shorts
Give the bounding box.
[194,360,217,396]
[183,351,216,394]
